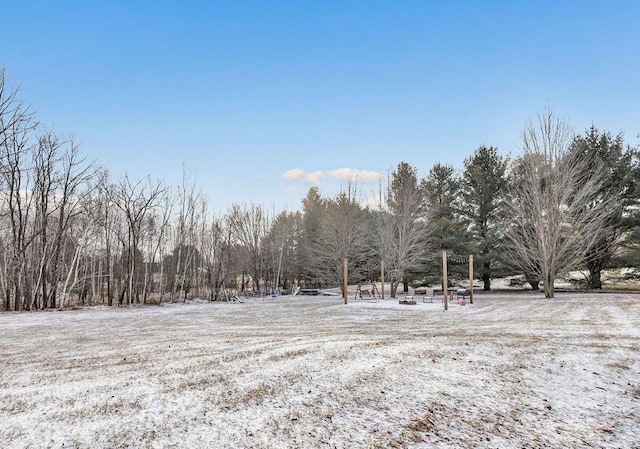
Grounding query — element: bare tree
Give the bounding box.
[168,169,201,301]
[197,201,225,300]
[111,175,165,305]
[314,188,367,289]
[0,70,97,311]
[209,220,234,300]
[379,162,427,297]
[504,107,615,298]
[1,120,34,311]
[92,171,121,306]
[0,69,37,311]
[0,68,36,152]
[59,205,98,308]
[31,132,59,309]
[47,135,97,309]
[263,210,302,293]
[141,189,173,304]
[227,202,269,292]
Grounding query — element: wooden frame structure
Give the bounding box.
[354,281,381,301]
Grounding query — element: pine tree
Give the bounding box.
[461,146,509,290]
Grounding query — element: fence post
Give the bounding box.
[442,250,448,311]
[343,258,348,304]
[469,254,474,304]
[380,259,385,300]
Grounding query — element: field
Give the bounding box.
[1,293,639,448]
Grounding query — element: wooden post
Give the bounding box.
[469,254,474,304]
[343,258,348,304]
[380,259,385,300]
[442,250,448,311]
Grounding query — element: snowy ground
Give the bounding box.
[1,293,639,449]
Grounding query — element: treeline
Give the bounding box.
[2,70,639,310]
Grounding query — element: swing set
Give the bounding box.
[354,281,381,301]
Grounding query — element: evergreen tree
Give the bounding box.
[422,163,469,281]
[300,187,325,287]
[461,146,509,290]
[570,127,640,289]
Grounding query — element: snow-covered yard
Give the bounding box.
[1,293,639,448]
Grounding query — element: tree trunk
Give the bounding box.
[482,273,491,291]
[91,257,96,303]
[589,268,603,290]
[142,262,149,305]
[159,259,165,303]
[482,261,491,291]
[544,273,555,298]
[107,253,113,306]
[525,274,539,291]
[390,280,399,298]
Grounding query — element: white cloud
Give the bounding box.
[282,168,324,183]
[362,193,386,211]
[282,167,382,185]
[328,168,382,183]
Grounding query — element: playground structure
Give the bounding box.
[354,281,381,301]
[218,287,245,303]
[340,253,475,310]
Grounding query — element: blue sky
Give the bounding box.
[2,1,639,211]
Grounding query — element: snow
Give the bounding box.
[0,293,639,448]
